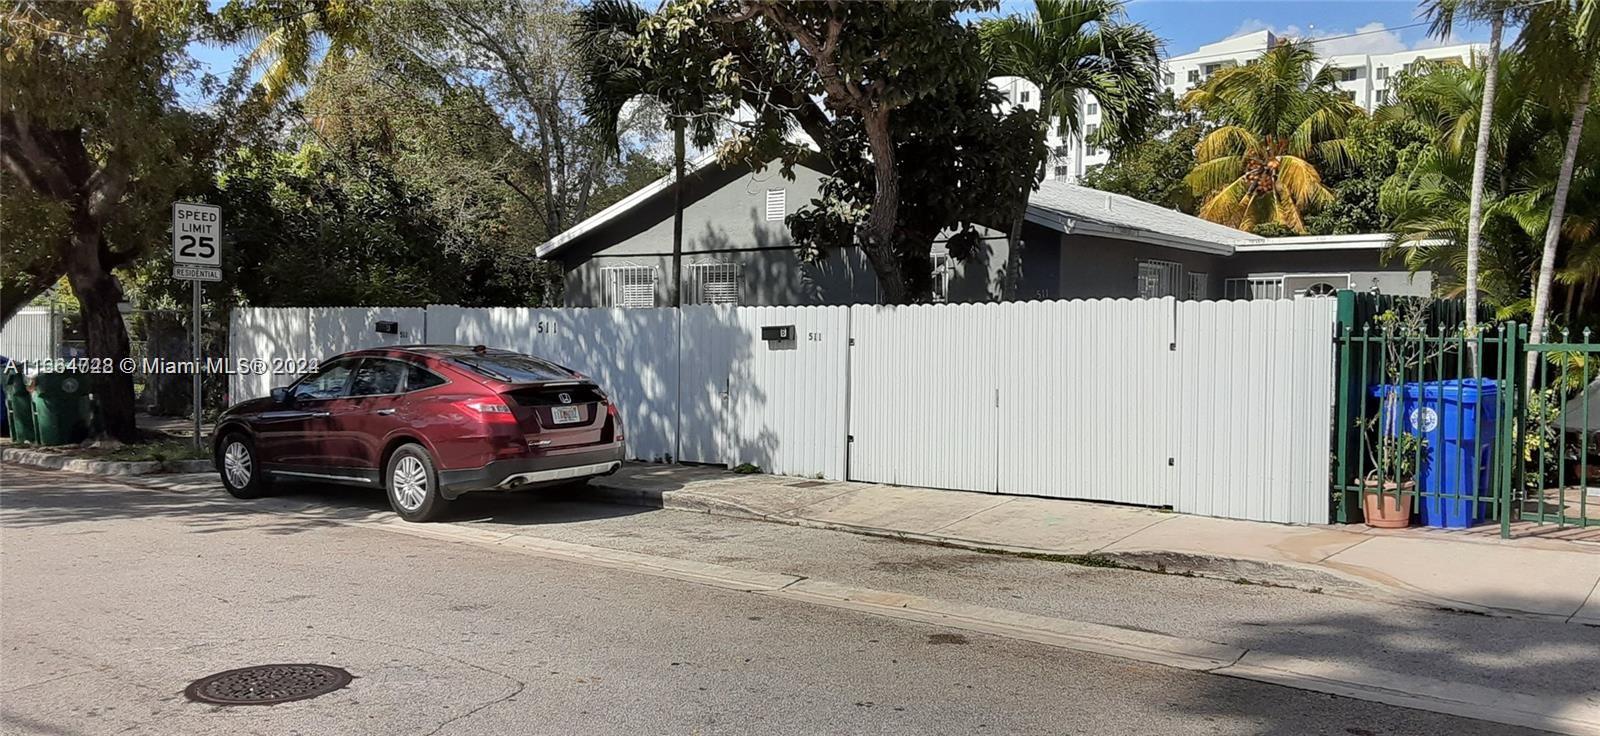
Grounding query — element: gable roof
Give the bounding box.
[536,156,1413,260]
[535,152,721,259]
[1024,180,1257,254]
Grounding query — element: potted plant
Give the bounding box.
[1361,398,1426,528]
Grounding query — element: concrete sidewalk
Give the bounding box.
[587,463,1600,624]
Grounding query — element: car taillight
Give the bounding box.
[461,398,517,424]
[607,402,624,441]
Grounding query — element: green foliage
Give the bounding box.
[1379,52,1600,320]
[1079,92,1206,212]
[579,0,1048,302]
[979,0,1163,149]
[140,142,548,309]
[1306,116,1432,235]
[1181,40,1364,233]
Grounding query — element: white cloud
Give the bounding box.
[1314,22,1407,56]
[1223,20,1451,58]
[1226,18,1274,39]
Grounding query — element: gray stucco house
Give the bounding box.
[535,156,1433,307]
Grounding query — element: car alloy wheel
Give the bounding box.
[391,455,428,512]
[223,441,253,490]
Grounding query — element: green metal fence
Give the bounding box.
[1520,328,1599,529]
[1330,291,1600,537]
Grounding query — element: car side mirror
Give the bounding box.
[270,386,291,405]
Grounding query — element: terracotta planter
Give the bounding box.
[1361,480,1414,528]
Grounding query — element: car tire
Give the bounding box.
[386,443,448,522]
[217,433,273,499]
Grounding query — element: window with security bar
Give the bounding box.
[930,253,952,302]
[1223,277,1286,300]
[601,266,657,308]
[1186,272,1209,300]
[1136,260,1184,298]
[686,262,741,305]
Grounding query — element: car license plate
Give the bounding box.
[551,405,582,424]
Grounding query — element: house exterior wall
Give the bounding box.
[556,158,1036,306]
[1054,233,1227,299]
[1225,249,1435,296]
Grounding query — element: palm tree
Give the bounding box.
[227,0,373,104]
[1182,40,1363,233]
[980,0,1162,297]
[1521,0,1600,357]
[1421,0,1516,332]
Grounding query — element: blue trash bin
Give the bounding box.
[1375,379,1500,528]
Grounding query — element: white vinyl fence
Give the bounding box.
[230,297,1335,524]
[0,307,63,363]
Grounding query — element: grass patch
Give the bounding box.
[69,439,208,463]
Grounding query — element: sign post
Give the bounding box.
[172,202,223,450]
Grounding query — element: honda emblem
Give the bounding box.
[558,392,572,404]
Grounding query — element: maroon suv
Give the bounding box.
[213,345,625,521]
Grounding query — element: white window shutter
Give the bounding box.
[765,189,786,222]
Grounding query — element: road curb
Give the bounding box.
[582,479,1551,621]
[2,447,163,476]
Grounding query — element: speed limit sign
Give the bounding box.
[172,202,221,281]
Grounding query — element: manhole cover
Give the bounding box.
[185,664,352,705]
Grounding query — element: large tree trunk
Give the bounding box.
[1463,13,1503,334]
[63,224,138,442]
[1527,70,1591,383]
[861,112,908,303]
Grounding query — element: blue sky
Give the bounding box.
[188,1,1495,88]
[993,1,1492,57]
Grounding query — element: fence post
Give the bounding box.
[1497,322,1523,539]
[1332,290,1362,523]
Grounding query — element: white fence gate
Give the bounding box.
[228,297,1334,524]
[846,297,1335,523]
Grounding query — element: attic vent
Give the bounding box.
[766,189,786,222]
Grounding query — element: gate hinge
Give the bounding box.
[849,337,856,346]
[847,434,855,443]
[1169,341,1176,352]
[1167,457,1175,466]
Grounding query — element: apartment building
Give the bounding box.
[998,29,1484,183]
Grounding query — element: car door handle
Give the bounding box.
[374,408,396,416]
[309,411,331,418]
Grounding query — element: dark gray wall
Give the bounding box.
[1053,233,1227,299]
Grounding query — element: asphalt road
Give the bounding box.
[0,465,1554,735]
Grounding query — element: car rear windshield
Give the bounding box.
[450,353,572,384]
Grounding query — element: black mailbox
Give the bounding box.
[374,320,399,335]
[761,325,794,342]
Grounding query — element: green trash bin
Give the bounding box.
[4,371,37,444]
[31,372,90,445]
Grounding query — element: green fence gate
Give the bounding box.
[1330,292,1598,538]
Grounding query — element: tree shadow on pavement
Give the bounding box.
[1146,588,1599,736]
[0,469,363,536]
